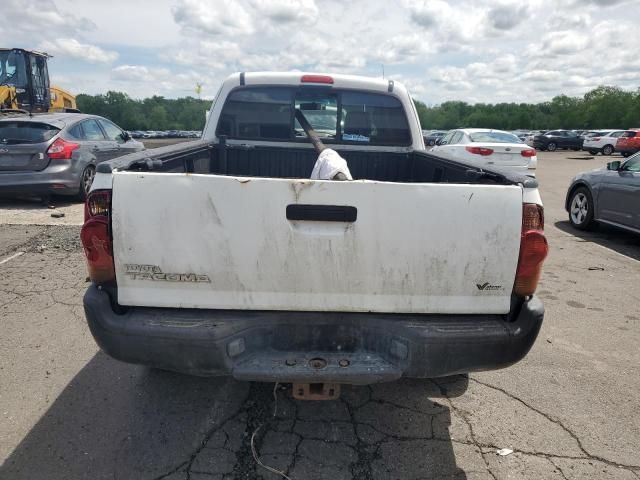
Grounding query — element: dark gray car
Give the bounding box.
[566,153,640,233]
[0,113,144,199]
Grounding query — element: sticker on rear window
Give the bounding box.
[342,134,370,142]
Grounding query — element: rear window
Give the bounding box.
[621,131,638,138]
[469,131,520,143]
[216,86,411,146]
[0,121,59,144]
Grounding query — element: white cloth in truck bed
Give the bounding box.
[310,149,353,180]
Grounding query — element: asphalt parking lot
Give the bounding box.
[1,150,639,479]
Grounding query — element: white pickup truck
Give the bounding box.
[81,72,548,392]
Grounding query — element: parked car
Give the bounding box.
[0,113,144,200]
[511,131,529,143]
[80,72,547,391]
[582,130,626,155]
[423,130,447,146]
[533,130,583,151]
[430,128,537,175]
[615,129,640,157]
[566,153,640,233]
[525,130,546,146]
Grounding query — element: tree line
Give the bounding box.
[414,86,640,131]
[76,92,209,131]
[77,85,640,132]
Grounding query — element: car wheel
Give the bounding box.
[622,152,630,157]
[79,165,96,201]
[569,187,594,230]
[602,145,614,155]
[547,142,557,152]
[588,150,598,155]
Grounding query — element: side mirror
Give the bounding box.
[607,161,621,171]
[121,131,131,142]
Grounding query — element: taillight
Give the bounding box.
[465,146,493,156]
[513,204,548,297]
[300,74,334,84]
[47,137,80,160]
[591,137,600,141]
[520,149,536,157]
[81,190,115,284]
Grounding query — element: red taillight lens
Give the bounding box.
[465,146,494,156]
[84,190,111,221]
[81,190,115,284]
[520,149,536,157]
[513,204,548,297]
[47,137,80,160]
[522,202,544,230]
[300,74,334,84]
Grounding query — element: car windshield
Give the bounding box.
[468,131,520,143]
[0,121,60,144]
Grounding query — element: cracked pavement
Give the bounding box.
[1,151,639,479]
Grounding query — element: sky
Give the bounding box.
[1,0,638,104]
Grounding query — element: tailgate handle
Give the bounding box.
[286,204,357,222]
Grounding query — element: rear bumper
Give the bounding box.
[0,163,80,197]
[582,145,602,152]
[84,286,544,384]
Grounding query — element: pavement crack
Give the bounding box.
[432,379,497,480]
[547,457,569,480]
[152,460,189,480]
[469,377,640,470]
[341,394,381,480]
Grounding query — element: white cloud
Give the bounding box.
[112,65,168,82]
[540,31,590,55]
[39,38,118,63]
[487,3,527,30]
[171,0,253,36]
[1,0,637,104]
[250,0,318,24]
[0,0,96,45]
[376,33,434,64]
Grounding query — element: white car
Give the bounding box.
[431,128,537,176]
[582,130,626,155]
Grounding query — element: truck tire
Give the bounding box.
[569,187,595,230]
[602,145,614,155]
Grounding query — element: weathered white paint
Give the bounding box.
[112,172,523,314]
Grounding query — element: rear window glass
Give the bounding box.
[217,87,293,141]
[469,131,520,143]
[621,131,638,138]
[216,86,411,146]
[0,122,59,144]
[341,91,410,145]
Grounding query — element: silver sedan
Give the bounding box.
[0,113,144,200]
[565,153,640,233]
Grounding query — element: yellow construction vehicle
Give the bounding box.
[0,48,77,114]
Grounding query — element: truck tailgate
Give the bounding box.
[111,172,523,314]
